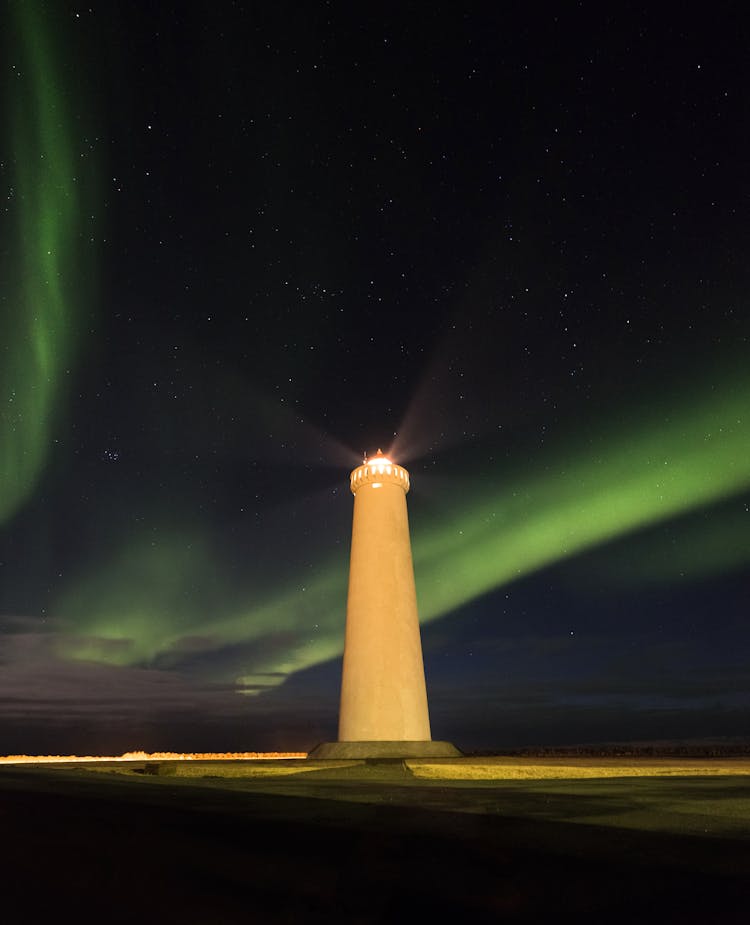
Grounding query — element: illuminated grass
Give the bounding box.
[406,758,750,780]
[8,754,748,785]
[160,760,356,778]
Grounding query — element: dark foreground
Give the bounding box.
[1,762,748,923]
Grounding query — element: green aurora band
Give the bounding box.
[58,364,750,691]
[1,3,95,524]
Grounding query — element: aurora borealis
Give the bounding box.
[1,2,748,754]
[1,3,97,526]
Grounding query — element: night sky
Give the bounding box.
[1,2,749,755]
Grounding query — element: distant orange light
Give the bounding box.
[0,751,307,765]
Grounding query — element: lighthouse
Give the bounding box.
[310,452,459,759]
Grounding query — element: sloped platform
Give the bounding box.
[307,740,462,759]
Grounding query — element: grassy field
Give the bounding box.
[1,757,748,922]
[38,754,750,842]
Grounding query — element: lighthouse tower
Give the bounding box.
[310,452,459,759]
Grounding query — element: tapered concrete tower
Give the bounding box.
[310,452,459,759]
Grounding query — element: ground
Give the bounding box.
[1,758,748,922]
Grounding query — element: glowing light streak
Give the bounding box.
[1,2,97,524]
[413,371,750,623]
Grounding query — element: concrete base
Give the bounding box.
[307,740,462,759]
